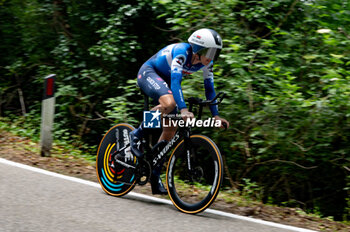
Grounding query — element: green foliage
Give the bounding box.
[103,79,143,124]
[240,178,264,202]
[157,0,350,220]
[0,0,349,221]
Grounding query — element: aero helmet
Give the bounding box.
[188,28,223,61]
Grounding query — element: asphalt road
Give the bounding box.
[0,159,316,232]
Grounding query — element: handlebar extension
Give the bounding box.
[187,91,226,107]
[187,92,226,119]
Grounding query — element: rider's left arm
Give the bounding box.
[203,63,219,117]
[203,63,230,128]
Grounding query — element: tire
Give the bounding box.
[96,123,137,197]
[166,135,223,214]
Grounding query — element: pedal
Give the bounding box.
[136,159,151,186]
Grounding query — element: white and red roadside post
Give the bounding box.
[40,74,56,157]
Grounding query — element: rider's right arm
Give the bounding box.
[170,45,188,110]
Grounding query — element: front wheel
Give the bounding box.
[166,135,223,214]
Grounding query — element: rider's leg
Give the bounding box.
[149,116,177,195]
[159,118,177,141]
[149,95,178,194]
[130,65,176,194]
[130,64,173,151]
[153,94,177,142]
[130,94,176,157]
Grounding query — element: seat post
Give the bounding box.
[143,91,149,111]
[140,90,153,150]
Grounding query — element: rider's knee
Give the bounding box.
[159,95,176,114]
[163,101,176,113]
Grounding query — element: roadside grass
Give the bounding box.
[0,116,96,164]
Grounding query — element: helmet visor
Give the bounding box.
[198,47,221,61]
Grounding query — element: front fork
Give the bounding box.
[183,127,193,174]
[183,128,204,183]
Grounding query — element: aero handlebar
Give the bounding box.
[187,92,226,119]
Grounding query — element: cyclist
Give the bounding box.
[130,28,229,194]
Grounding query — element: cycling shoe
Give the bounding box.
[150,174,168,195]
[129,131,144,158]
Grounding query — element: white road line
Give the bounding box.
[0,158,317,232]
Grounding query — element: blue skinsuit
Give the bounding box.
[137,43,219,116]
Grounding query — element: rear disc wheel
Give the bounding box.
[96,123,137,197]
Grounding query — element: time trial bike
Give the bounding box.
[96,92,226,214]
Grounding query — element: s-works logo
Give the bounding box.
[143,110,161,128]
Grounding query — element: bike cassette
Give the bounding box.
[136,159,151,185]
